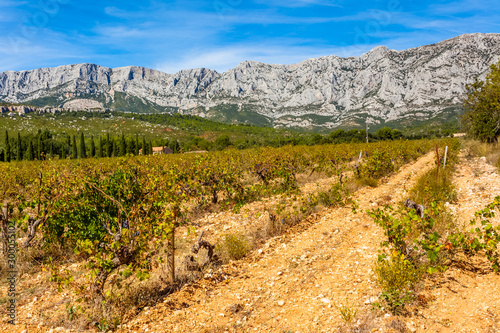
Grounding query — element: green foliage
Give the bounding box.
[373,254,423,314]
[72,135,77,159]
[79,132,86,159]
[369,203,452,270]
[462,60,500,142]
[17,132,22,161]
[214,135,232,150]
[449,196,500,271]
[4,130,10,162]
[90,136,96,157]
[359,149,394,179]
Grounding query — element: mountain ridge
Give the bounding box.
[1,33,500,130]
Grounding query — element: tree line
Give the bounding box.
[0,129,181,162]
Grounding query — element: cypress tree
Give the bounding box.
[61,145,66,159]
[72,135,77,159]
[79,132,86,158]
[135,135,139,155]
[112,139,118,157]
[0,148,4,162]
[49,141,53,158]
[17,132,22,161]
[5,131,10,162]
[37,135,42,160]
[106,133,112,157]
[90,136,96,157]
[97,136,102,158]
[27,141,34,161]
[127,135,135,155]
[120,134,126,156]
[149,140,153,155]
[142,137,146,155]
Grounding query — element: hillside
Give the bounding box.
[1,33,499,130]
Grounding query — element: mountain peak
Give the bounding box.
[1,33,500,130]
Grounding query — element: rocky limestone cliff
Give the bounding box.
[1,33,499,129]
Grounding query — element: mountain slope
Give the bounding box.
[1,33,499,130]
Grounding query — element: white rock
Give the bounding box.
[1,34,498,129]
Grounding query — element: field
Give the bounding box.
[1,138,500,332]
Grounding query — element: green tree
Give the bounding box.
[61,145,66,159]
[390,129,403,140]
[37,134,42,160]
[135,135,139,155]
[72,135,78,159]
[79,132,87,159]
[97,136,103,158]
[49,141,53,158]
[171,139,180,153]
[112,139,117,157]
[142,137,147,155]
[214,135,231,150]
[90,135,96,157]
[17,132,22,161]
[376,127,392,140]
[462,61,500,142]
[120,134,126,156]
[27,141,34,161]
[5,131,10,162]
[106,133,112,157]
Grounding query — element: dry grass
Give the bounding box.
[461,139,500,166]
[409,166,457,206]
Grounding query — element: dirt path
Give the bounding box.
[410,154,500,333]
[115,152,437,333]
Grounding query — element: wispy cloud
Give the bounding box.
[254,0,342,8]
[155,40,377,73]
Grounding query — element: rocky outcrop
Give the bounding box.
[1,33,499,128]
[63,99,104,111]
[0,105,64,115]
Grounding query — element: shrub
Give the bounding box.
[335,297,359,324]
[216,233,249,261]
[373,254,423,314]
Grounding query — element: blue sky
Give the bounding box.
[0,0,499,73]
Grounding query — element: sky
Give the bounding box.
[0,0,499,74]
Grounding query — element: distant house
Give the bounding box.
[139,147,173,155]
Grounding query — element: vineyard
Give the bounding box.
[1,137,500,332]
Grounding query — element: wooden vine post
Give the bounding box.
[168,223,176,283]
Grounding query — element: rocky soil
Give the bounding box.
[1,150,499,333]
